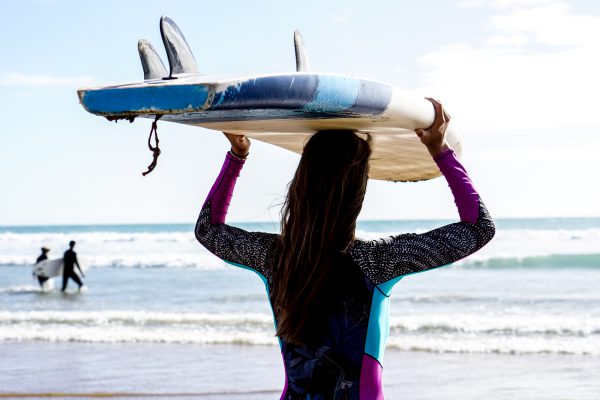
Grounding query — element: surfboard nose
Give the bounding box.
[160,16,199,77]
[138,39,167,80]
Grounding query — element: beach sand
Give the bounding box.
[1,342,598,399]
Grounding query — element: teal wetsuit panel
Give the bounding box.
[364,276,402,361]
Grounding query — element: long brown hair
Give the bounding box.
[272,130,372,345]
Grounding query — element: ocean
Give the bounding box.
[1,218,599,399]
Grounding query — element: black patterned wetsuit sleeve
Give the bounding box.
[195,202,277,280]
[349,199,495,285]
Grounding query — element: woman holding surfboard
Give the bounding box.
[195,99,495,399]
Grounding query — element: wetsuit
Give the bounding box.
[195,149,495,399]
[35,254,49,287]
[62,249,83,291]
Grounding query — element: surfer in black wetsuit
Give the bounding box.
[62,241,85,292]
[35,247,50,287]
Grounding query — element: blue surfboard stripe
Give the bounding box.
[349,80,393,115]
[209,75,319,110]
[80,74,392,118]
[82,85,211,114]
[208,75,390,116]
[302,75,360,113]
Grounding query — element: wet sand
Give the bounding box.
[1,342,599,399]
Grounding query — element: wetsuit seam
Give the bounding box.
[374,285,389,298]
[223,259,269,284]
[363,352,383,368]
[433,147,453,162]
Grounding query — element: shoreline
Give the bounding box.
[1,342,599,399]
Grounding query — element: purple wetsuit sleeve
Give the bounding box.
[435,148,479,224]
[195,152,277,280]
[203,152,245,224]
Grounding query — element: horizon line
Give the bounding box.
[2,215,600,229]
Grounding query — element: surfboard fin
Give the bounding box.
[294,30,309,72]
[138,39,167,80]
[160,16,199,77]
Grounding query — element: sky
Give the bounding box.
[0,0,599,225]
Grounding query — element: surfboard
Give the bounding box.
[33,258,88,279]
[33,258,63,279]
[77,16,462,182]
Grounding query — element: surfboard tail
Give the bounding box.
[138,39,167,80]
[160,16,199,77]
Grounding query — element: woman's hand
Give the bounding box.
[415,98,451,158]
[223,132,251,158]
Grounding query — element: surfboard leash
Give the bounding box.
[142,115,163,176]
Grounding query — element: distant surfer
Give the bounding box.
[195,99,495,398]
[62,241,85,292]
[34,247,50,288]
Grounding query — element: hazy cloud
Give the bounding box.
[475,145,600,162]
[331,8,353,24]
[460,0,563,9]
[415,0,600,132]
[491,0,562,9]
[0,73,94,87]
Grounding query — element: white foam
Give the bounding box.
[0,310,271,323]
[0,285,43,294]
[3,227,600,269]
[388,313,600,336]
[0,310,278,346]
[0,310,597,354]
[386,335,600,355]
[356,228,600,259]
[0,253,227,270]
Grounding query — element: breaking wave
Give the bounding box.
[1,310,598,355]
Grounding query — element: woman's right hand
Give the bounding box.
[223,132,251,158]
[415,98,451,158]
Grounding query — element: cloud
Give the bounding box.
[474,145,600,162]
[0,73,94,87]
[414,0,600,132]
[489,2,598,47]
[459,0,557,9]
[490,0,562,9]
[331,8,353,24]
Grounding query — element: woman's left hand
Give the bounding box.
[223,132,251,158]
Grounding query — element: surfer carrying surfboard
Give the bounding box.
[61,241,85,292]
[34,247,50,287]
[195,98,495,398]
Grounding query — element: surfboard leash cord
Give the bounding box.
[142,114,163,176]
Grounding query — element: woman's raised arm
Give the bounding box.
[349,99,495,286]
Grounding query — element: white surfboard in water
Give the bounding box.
[32,258,88,279]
